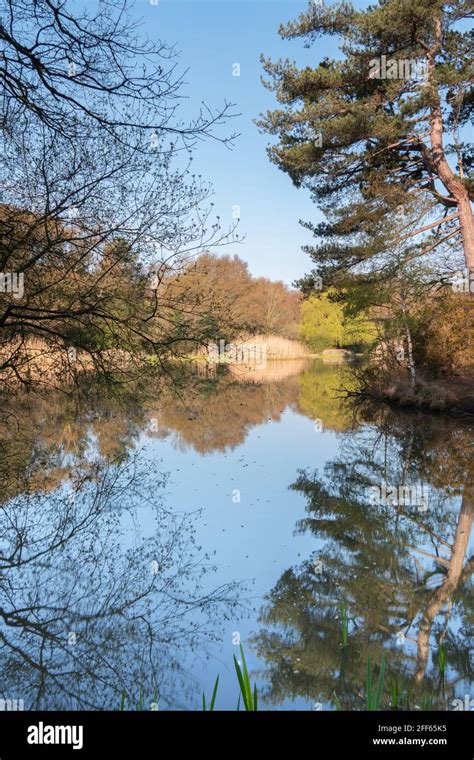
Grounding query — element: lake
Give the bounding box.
[0,360,472,711]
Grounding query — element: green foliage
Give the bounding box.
[421,693,434,711]
[202,676,219,711]
[233,644,258,711]
[298,364,355,432]
[259,0,473,284]
[299,292,375,351]
[118,645,258,712]
[300,293,344,351]
[437,642,446,681]
[366,654,386,711]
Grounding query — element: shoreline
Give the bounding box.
[357,375,474,417]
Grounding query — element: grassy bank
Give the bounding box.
[360,373,474,415]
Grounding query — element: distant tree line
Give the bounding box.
[158,252,302,345]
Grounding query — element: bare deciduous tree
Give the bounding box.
[0,0,239,390]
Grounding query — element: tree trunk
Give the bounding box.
[400,296,416,388]
[427,16,474,279]
[457,193,474,275]
[415,491,473,683]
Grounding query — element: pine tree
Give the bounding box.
[258,0,473,288]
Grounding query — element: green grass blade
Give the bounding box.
[120,690,126,711]
[375,654,386,710]
[438,642,446,677]
[209,675,219,711]
[202,692,206,711]
[234,654,250,710]
[239,644,253,709]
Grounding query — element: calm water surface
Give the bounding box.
[0,360,472,710]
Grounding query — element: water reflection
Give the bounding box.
[252,408,473,710]
[0,450,242,709]
[148,360,355,454]
[0,362,471,710]
[0,360,352,481]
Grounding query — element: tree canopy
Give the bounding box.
[258,0,473,287]
[0,0,239,390]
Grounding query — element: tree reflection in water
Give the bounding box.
[1,365,471,710]
[0,451,242,709]
[252,409,473,710]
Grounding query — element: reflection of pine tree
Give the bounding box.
[252,414,473,710]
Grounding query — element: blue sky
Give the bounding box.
[136,0,348,285]
[76,0,471,284]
